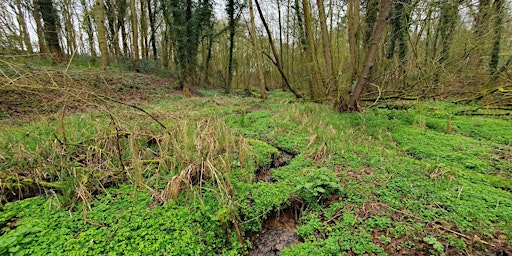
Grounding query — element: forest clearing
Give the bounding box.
[1,0,512,255]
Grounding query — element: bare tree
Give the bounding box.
[247,0,266,98]
[254,0,301,98]
[316,0,334,96]
[130,0,140,70]
[15,0,33,53]
[32,0,46,53]
[96,0,110,67]
[347,0,392,112]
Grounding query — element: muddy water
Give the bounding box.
[249,209,300,256]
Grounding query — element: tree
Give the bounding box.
[96,0,110,67]
[37,0,63,62]
[387,0,412,61]
[15,0,33,53]
[140,0,148,58]
[473,0,492,64]
[32,0,46,53]
[130,0,140,70]
[436,0,460,66]
[164,0,213,94]
[254,0,301,98]
[489,0,504,80]
[347,0,393,112]
[225,0,240,92]
[104,0,121,60]
[247,0,266,98]
[316,0,334,96]
[117,0,129,57]
[147,0,158,59]
[364,0,380,43]
[301,0,322,100]
[347,0,361,84]
[61,0,77,55]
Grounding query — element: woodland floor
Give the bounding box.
[1,62,512,255]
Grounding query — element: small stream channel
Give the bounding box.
[250,148,302,255]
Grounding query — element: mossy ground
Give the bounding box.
[1,72,511,255]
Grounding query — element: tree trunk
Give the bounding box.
[301,0,322,100]
[37,0,63,63]
[147,0,158,59]
[105,0,121,61]
[472,0,491,65]
[364,0,379,43]
[226,0,236,93]
[204,21,214,86]
[61,0,76,55]
[32,0,46,53]
[81,0,96,61]
[248,0,266,98]
[254,0,301,99]
[118,0,129,57]
[277,0,283,66]
[347,0,392,112]
[316,0,334,96]
[140,0,148,59]
[130,0,140,70]
[294,0,306,51]
[161,27,170,68]
[489,0,503,80]
[347,0,360,83]
[96,0,110,67]
[16,0,33,53]
[437,0,459,66]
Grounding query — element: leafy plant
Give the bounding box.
[423,236,444,255]
[294,168,342,205]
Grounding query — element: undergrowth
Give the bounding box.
[1,85,511,255]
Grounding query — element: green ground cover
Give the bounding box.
[1,89,511,255]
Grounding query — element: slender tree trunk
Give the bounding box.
[490,0,503,80]
[301,0,322,100]
[248,0,266,98]
[85,14,97,62]
[347,0,392,112]
[226,0,236,92]
[140,0,148,59]
[254,0,301,98]
[204,21,214,86]
[277,0,283,65]
[147,0,157,59]
[80,0,95,61]
[16,0,33,53]
[347,0,360,83]
[161,27,169,68]
[32,0,46,53]
[61,0,76,55]
[96,0,110,67]
[130,0,140,70]
[118,0,129,57]
[105,0,121,61]
[316,0,334,96]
